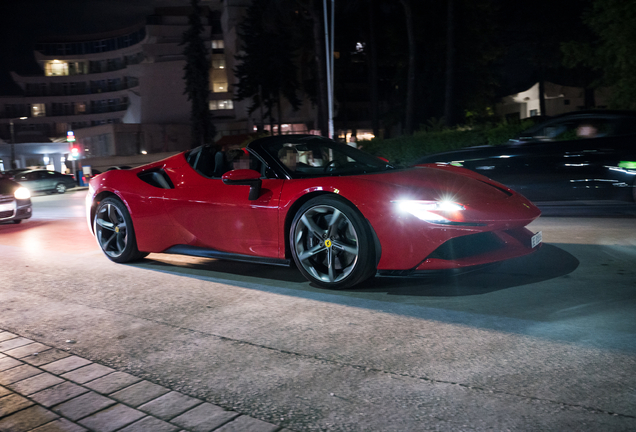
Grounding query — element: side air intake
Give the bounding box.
[138,169,174,189]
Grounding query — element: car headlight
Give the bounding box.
[394,200,465,223]
[14,187,30,200]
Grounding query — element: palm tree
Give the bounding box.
[181,0,215,147]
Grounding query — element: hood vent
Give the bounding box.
[478,180,512,197]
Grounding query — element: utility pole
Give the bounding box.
[323,0,334,138]
[9,117,27,170]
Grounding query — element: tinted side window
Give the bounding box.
[532,118,614,141]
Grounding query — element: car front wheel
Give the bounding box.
[290,195,376,289]
[94,197,148,263]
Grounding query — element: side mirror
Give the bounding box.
[222,169,262,200]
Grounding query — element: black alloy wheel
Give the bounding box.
[94,197,148,263]
[290,195,376,289]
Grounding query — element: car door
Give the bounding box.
[44,171,60,191]
[532,116,626,200]
[17,172,45,193]
[455,141,570,201]
[163,151,285,258]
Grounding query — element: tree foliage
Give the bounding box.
[181,0,215,147]
[562,0,636,109]
[234,0,302,132]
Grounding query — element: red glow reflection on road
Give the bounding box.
[0,219,98,255]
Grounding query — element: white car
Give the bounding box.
[0,177,32,224]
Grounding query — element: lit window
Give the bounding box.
[31,103,46,117]
[211,40,224,50]
[209,100,233,110]
[212,56,226,69]
[212,81,228,93]
[44,60,69,76]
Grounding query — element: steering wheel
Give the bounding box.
[323,160,342,173]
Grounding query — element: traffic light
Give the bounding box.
[70,146,79,160]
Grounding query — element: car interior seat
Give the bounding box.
[194,145,217,177]
[213,151,228,177]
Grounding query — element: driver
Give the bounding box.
[576,123,598,139]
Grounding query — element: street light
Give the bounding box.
[9,117,27,170]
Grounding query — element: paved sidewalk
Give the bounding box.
[0,330,294,432]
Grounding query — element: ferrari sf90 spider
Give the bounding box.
[87,135,542,289]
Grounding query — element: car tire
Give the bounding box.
[94,197,148,263]
[55,183,66,194]
[12,220,22,224]
[290,195,376,289]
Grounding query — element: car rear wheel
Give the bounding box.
[290,195,376,289]
[55,183,66,194]
[94,197,148,263]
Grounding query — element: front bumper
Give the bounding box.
[0,198,32,223]
[378,227,541,275]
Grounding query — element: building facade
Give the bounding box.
[496,82,612,120]
[0,0,318,172]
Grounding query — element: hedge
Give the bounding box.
[359,119,536,166]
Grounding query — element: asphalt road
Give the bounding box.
[1,190,635,431]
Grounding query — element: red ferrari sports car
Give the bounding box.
[86,135,542,289]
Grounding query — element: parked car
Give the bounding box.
[416,111,636,202]
[0,176,32,224]
[87,135,542,289]
[0,168,30,180]
[14,169,76,194]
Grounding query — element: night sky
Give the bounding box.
[0,0,592,101]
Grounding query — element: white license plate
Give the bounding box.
[0,202,15,212]
[531,231,542,248]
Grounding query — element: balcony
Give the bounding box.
[24,78,139,97]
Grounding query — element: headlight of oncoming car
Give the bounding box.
[14,187,31,200]
[394,200,465,223]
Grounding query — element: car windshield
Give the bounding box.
[260,136,392,178]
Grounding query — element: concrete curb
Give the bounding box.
[0,330,295,432]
